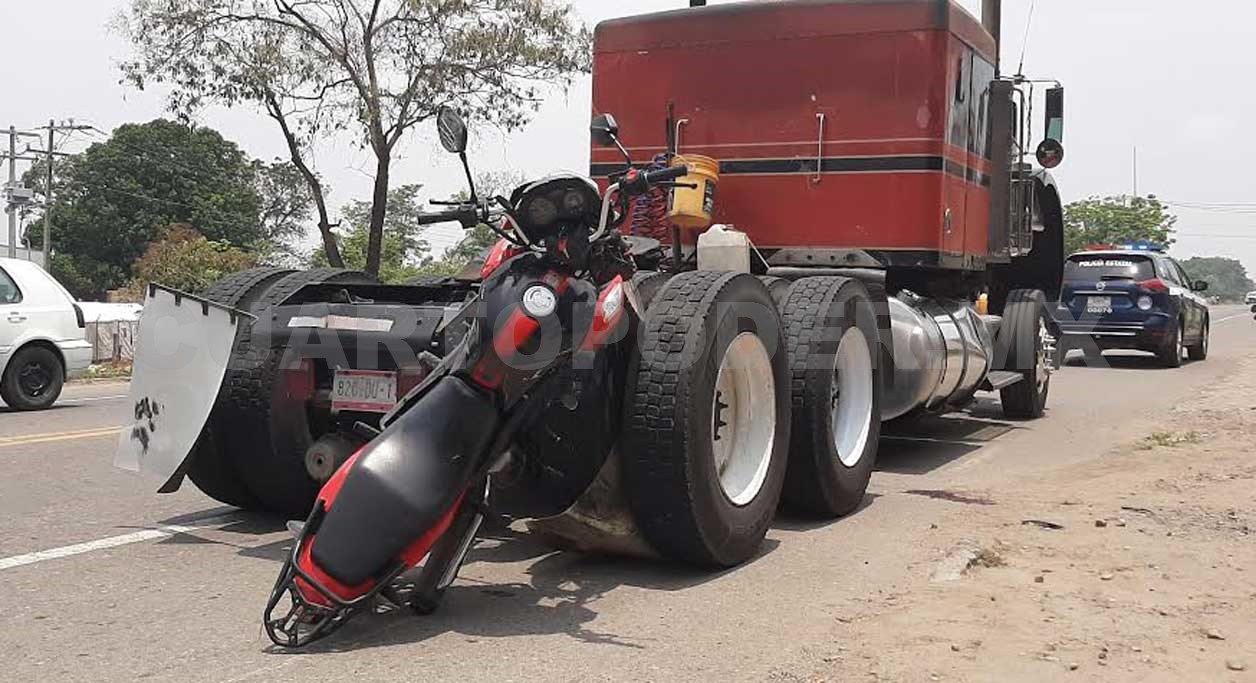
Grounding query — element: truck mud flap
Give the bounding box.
[525,450,658,559]
[114,284,251,491]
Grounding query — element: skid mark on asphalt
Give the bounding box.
[0,512,241,571]
[0,425,125,448]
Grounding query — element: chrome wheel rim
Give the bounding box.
[1035,317,1052,390]
[832,327,874,467]
[711,332,776,506]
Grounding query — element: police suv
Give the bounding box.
[1056,244,1210,367]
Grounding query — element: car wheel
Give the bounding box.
[1157,320,1184,368]
[0,345,65,411]
[1186,319,1209,361]
[778,276,882,518]
[621,271,791,567]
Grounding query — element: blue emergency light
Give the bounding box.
[1116,241,1165,252]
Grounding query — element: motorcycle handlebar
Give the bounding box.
[416,204,486,227]
[642,164,689,186]
[621,164,691,196]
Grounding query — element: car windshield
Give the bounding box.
[1064,255,1155,281]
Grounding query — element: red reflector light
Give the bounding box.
[1136,278,1169,293]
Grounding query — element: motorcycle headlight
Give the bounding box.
[1137,295,1153,311]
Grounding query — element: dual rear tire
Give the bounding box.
[189,268,375,517]
[621,272,882,567]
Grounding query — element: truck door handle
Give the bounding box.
[6,313,26,323]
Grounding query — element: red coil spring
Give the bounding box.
[628,154,673,244]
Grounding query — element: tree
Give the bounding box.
[1063,195,1177,256]
[1179,256,1254,302]
[253,159,317,265]
[22,119,264,299]
[312,184,428,282]
[115,225,258,302]
[119,0,591,277]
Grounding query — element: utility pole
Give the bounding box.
[4,126,47,259]
[7,126,15,258]
[29,120,90,263]
[45,119,54,264]
[4,121,84,262]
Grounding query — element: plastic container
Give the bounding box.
[668,154,719,230]
[697,224,752,273]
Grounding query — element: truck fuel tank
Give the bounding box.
[883,293,994,420]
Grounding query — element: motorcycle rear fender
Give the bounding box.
[308,375,500,587]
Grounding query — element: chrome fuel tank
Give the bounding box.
[883,293,994,421]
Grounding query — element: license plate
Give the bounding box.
[1086,296,1112,314]
[332,370,397,413]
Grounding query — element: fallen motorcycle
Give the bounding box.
[263,109,691,647]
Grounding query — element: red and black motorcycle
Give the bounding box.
[264,109,688,647]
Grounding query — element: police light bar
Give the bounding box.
[1116,240,1165,252]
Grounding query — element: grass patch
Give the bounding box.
[1138,430,1203,450]
[78,361,133,381]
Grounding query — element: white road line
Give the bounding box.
[0,513,240,571]
[1215,312,1250,324]
[60,394,128,405]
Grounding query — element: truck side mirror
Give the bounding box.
[1044,87,1064,142]
[1191,280,1209,293]
[591,113,620,147]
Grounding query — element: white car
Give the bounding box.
[1245,291,1256,305]
[0,257,93,410]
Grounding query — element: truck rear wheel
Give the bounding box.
[220,268,375,517]
[996,289,1053,419]
[779,277,882,517]
[621,271,791,567]
[188,267,294,508]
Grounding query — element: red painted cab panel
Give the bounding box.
[591,0,998,269]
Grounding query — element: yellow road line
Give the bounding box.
[0,426,125,448]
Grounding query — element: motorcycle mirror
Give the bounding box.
[591,113,620,147]
[438,107,469,154]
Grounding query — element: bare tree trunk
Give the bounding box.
[264,93,344,268]
[365,153,390,277]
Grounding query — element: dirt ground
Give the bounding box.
[779,361,1256,682]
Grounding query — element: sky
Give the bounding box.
[3,0,1255,270]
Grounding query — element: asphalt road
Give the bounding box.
[1,305,1252,682]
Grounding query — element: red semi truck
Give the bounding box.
[121,0,1067,563]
